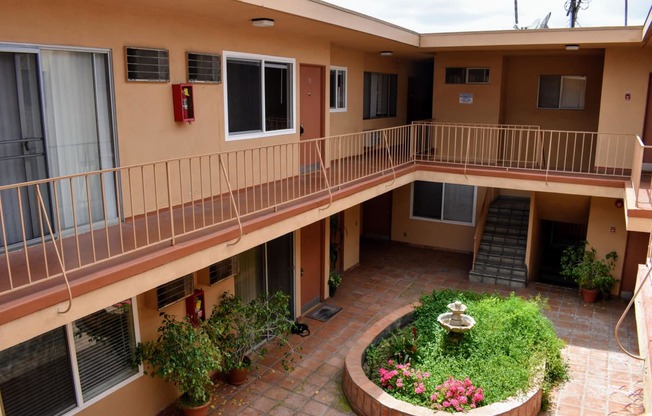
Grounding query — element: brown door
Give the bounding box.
[642,73,652,164]
[362,193,393,240]
[300,220,323,314]
[299,64,324,173]
[621,231,649,295]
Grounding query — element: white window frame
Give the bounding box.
[537,75,586,110]
[410,181,477,226]
[0,297,141,416]
[329,66,347,112]
[223,51,296,141]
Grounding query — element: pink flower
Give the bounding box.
[442,401,450,408]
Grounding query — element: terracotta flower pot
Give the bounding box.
[180,397,210,416]
[227,366,250,385]
[580,287,599,303]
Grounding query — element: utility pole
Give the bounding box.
[514,0,519,26]
[625,0,628,26]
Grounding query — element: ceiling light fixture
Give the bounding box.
[565,44,580,51]
[252,18,275,28]
[380,51,393,56]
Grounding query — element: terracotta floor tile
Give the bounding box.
[206,242,645,416]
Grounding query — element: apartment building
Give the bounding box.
[1,0,652,414]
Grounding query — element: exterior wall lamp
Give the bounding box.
[252,18,275,27]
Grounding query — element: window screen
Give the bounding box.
[225,54,294,137]
[209,258,239,285]
[330,68,347,110]
[73,302,137,401]
[537,75,586,109]
[125,47,169,82]
[412,181,476,225]
[363,72,398,119]
[0,328,76,416]
[187,52,221,83]
[156,274,194,309]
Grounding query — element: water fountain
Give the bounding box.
[437,301,476,333]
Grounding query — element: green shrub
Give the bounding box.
[365,290,569,410]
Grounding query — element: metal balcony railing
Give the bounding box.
[0,122,643,307]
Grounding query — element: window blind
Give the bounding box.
[73,302,137,401]
[0,328,76,416]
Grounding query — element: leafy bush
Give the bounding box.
[365,289,569,410]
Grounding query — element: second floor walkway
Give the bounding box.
[0,122,649,326]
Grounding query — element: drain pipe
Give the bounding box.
[613,265,651,360]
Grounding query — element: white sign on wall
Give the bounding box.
[459,93,473,104]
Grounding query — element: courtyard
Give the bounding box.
[206,241,644,416]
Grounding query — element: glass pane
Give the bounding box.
[235,246,264,303]
[445,67,465,84]
[264,61,292,131]
[336,70,346,109]
[467,68,489,83]
[560,76,586,109]
[74,300,137,401]
[227,58,262,133]
[412,181,442,220]
[0,327,76,416]
[329,70,336,109]
[537,75,561,109]
[442,184,475,224]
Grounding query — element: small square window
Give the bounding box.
[537,75,586,110]
[187,52,221,83]
[467,68,490,84]
[445,68,466,84]
[125,47,169,82]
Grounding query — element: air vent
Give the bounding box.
[206,258,238,286]
[155,274,193,309]
[125,47,170,82]
[187,52,221,83]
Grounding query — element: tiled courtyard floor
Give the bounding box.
[207,241,644,416]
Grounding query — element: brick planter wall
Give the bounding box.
[342,304,543,416]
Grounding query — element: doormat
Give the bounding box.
[306,304,343,322]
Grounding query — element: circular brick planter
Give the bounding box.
[342,304,543,416]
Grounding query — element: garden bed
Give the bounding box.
[342,290,567,416]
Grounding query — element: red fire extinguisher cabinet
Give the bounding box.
[172,83,195,122]
[185,288,205,326]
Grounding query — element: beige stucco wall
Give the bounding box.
[391,184,485,253]
[503,53,604,131]
[330,46,365,136]
[536,192,591,224]
[432,52,504,124]
[586,196,628,293]
[598,48,652,136]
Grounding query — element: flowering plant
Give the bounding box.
[379,360,430,398]
[430,376,484,412]
[377,361,484,412]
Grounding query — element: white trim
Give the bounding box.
[329,66,348,112]
[223,51,296,141]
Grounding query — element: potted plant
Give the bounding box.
[328,270,342,297]
[133,313,222,416]
[560,241,618,303]
[206,291,297,385]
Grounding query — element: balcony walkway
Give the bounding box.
[205,242,644,416]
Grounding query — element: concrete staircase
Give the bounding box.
[469,196,530,288]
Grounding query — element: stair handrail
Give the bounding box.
[218,154,244,246]
[35,185,73,314]
[315,140,333,211]
[382,130,397,187]
[472,189,495,268]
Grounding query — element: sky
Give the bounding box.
[321,0,651,33]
